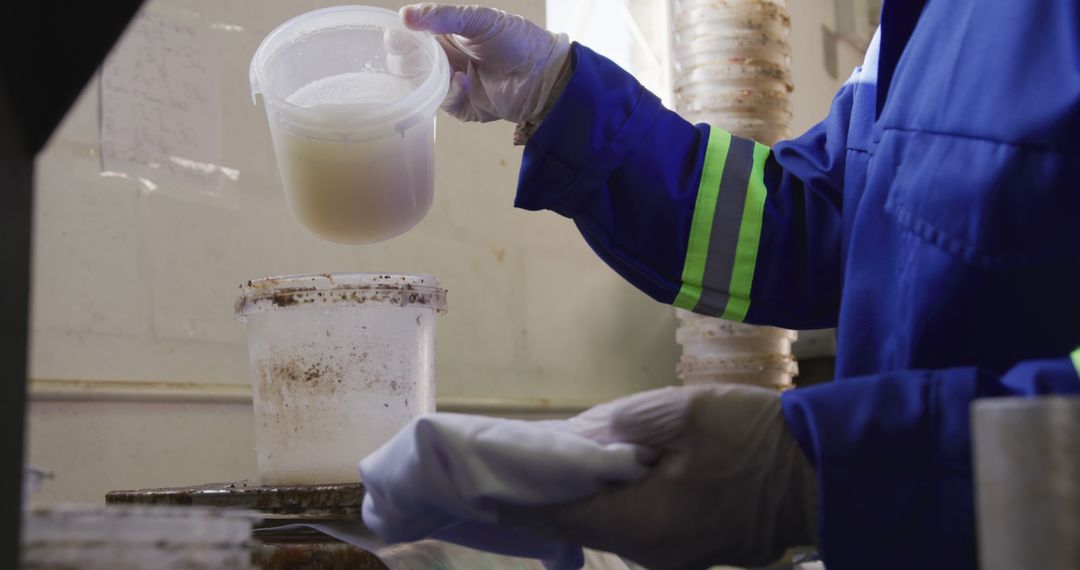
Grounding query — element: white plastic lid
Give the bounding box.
[235,273,447,320]
[249,5,450,138]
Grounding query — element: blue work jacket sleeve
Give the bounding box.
[780,353,1080,570]
[516,43,849,330]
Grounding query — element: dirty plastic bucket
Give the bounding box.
[236,273,447,485]
[22,506,257,570]
[250,6,450,244]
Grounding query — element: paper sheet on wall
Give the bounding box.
[100,11,234,202]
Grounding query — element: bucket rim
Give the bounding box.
[235,272,447,319]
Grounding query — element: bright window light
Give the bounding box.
[546,0,674,107]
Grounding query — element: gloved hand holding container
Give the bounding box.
[250,6,449,244]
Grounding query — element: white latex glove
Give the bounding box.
[500,385,820,570]
[400,3,571,124]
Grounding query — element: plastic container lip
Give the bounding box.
[24,505,257,545]
[27,504,257,520]
[675,62,792,85]
[249,5,450,134]
[677,0,787,6]
[677,354,799,374]
[674,310,797,337]
[676,5,790,21]
[677,326,797,342]
[680,372,795,391]
[235,272,447,320]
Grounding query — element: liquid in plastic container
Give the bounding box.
[236,273,447,485]
[250,7,450,244]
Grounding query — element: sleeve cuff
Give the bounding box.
[515,43,664,218]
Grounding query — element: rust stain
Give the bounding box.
[257,542,387,570]
[273,294,300,308]
[106,481,366,516]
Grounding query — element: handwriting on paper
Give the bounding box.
[100,11,227,199]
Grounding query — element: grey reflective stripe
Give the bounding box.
[694,135,756,316]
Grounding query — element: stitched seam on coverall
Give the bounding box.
[520,81,657,218]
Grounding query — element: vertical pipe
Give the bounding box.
[672,0,794,143]
[670,0,798,389]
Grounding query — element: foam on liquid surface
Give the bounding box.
[287,72,414,107]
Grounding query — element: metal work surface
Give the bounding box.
[106,481,366,522]
[107,482,389,569]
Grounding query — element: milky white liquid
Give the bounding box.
[270,72,434,244]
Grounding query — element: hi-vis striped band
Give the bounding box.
[1071,347,1080,377]
[673,127,770,322]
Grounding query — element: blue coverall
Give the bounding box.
[514,1,1080,568]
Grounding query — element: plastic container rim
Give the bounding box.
[677,353,799,374]
[249,5,450,137]
[235,272,448,320]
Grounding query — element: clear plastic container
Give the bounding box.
[675,32,791,65]
[677,354,798,390]
[676,0,788,9]
[675,3,790,35]
[677,353,798,374]
[675,311,797,337]
[675,61,792,91]
[250,7,450,244]
[677,329,793,357]
[22,505,256,570]
[236,273,447,485]
[677,85,791,112]
[681,370,795,390]
[676,20,789,47]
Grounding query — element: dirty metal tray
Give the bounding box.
[106,481,365,522]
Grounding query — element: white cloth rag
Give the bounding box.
[358,411,655,570]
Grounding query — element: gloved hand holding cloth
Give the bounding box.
[360,385,819,570]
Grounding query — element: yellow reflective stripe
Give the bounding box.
[673,129,733,310]
[1071,347,1080,377]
